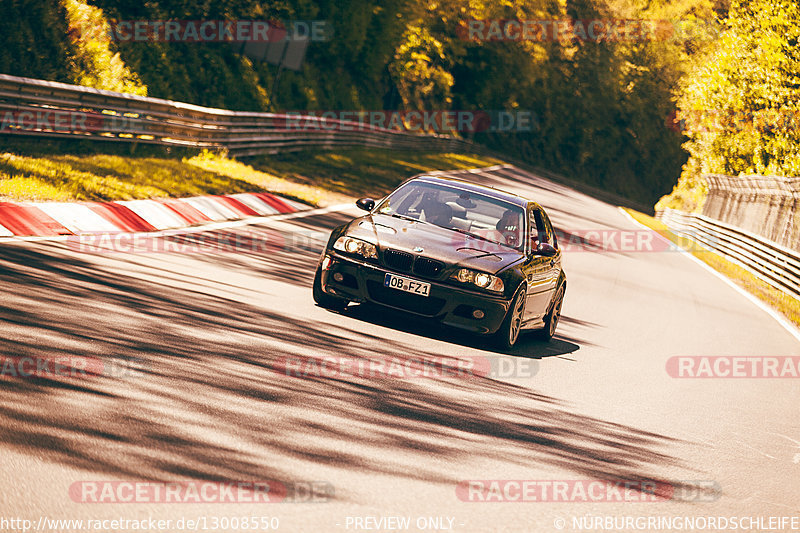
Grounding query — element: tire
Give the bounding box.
[536,282,565,341]
[312,267,349,311]
[494,287,526,349]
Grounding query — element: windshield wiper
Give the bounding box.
[387,212,431,224]
[456,246,503,259]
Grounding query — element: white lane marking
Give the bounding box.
[731,433,777,460]
[770,433,800,447]
[618,207,800,343]
[0,203,354,244]
[740,444,776,460]
[769,433,800,463]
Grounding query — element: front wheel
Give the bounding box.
[312,267,349,311]
[536,283,565,341]
[494,287,526,349]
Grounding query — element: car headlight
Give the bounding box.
[333,236,378,260]
[453,268,504,293]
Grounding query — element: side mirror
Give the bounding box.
[356,198,375,211]
[534,242,558,257]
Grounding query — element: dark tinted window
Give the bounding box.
[531,209,550,245]
[539,209,557,248]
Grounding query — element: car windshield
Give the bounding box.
[375,180,526,251]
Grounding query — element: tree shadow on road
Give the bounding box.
[336,302,582,358]
[0,240,701,505]
[146,211,353,289]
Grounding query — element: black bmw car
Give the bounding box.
[312,175,566,348]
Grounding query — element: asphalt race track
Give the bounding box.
[0,165,798,533]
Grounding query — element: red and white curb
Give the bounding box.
[0,192,308,237]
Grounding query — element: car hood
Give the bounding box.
[344,213,525,273]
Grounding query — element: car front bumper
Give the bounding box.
[319,252,512,334]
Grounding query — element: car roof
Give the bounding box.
[409,175,536,209]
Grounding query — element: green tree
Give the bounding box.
[661,0,800,211]
[0,0,74,82]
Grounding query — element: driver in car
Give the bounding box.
[495,208,522,247]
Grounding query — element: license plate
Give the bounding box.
[384,273,430,297]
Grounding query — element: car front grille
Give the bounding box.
[382,249,446,279]
[413,256,444,278]
[367,281,446,316]
[382,248,413,272]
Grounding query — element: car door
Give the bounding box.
[522,206,556,322]
[538,207,562,298]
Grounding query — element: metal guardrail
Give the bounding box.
[657,208,800,300]
[702,173,800,252]
[0,74,479,157]
[1,74,656,212]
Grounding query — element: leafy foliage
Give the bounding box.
[0,0,75,82]
[659,0,800,210]
[63,0,147,95]
[11,0,791,208]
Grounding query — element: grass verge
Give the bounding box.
[0,148,505,207]
[244,150,507,199]
[623,208,800,328]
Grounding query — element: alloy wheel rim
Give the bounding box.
[549,287,564,336]
[509,292,525,344]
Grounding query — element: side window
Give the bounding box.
[540,209,557,248]
[531,209,550,245]
[527,208,538,253]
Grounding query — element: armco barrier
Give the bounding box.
[702,174,800,252]
[0,75,657,213]
[656,208,800,301]
[0,74,479,157]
